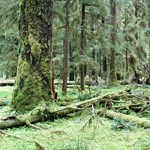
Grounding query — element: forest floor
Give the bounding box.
[0,85,150,150]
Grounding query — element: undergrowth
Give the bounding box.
[0,84,150,150]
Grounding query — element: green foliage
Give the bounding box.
[0,0,18,76]
[0,0,149,81]
[0,34,18,76]
[78,92,90,101]
[111,119,135,131]
[1,85,150,149]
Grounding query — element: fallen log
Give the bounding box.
[98,109,150,127]
[0,89,149,129]
[0,80,98,87]
[0,80,15,86]
[112,103,144,110]
[0,90,115,129]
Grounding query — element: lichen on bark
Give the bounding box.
[11,0,53,114]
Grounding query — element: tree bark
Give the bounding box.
[148,1,150,71]
[80,3,86,90]
[91,15,96,78]
[62,0,70,95]
[69,42,75,81]
[10,0,53,113]
[109,0,117,84]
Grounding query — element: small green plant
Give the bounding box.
[78,93,90,101]
[111,119,135,131]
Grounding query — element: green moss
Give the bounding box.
[15,56,30,85]
[28,33,41,59]
[40,57,50,78]
[11,71,51,113]
[11,0,52,114]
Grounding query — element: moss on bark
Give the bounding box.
[11,0,53,113]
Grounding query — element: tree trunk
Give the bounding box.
[100,17,108,79]
[109,0,117,84]
[0,69,3,78]
[62,0,70,95]
[148,1,150,66]
[98,49,102,77]
[125,48,129,80]
[91,15,96,78]
[10,0,53,113]
[146,0,150,84]
[69,42,75,81]
[80,3,86,90]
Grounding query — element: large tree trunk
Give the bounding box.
[147,1,150,64]
[109,0,117,84]
[148,1,150,83]
[10,0,53,113]
[62,0,70,95]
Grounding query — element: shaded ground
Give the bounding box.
[0,85,150,150]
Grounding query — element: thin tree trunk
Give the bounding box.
[134,1,141,60]
[69,42,75,81]
[98,49,102,77]
[91,15,96,78]
[125,49,129,77]
[124,15,129,78]
[109,0,117,84]
[80,3,86,90]
[101,17,108,79]
[103,57,108,79]
[10,0,53,113]
[62,0,70,95]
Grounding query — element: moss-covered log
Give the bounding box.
[0,90,114,129]
[98,109,150,127]
[0,89,150,129]
[10,0,53,113]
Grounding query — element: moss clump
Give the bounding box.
[11,73,50,113]
[28,33,41,59]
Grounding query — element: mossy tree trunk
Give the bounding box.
[11,0,53,113]
[148,1,150,67]
[146,0,150,84]
[109,0,117,84]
